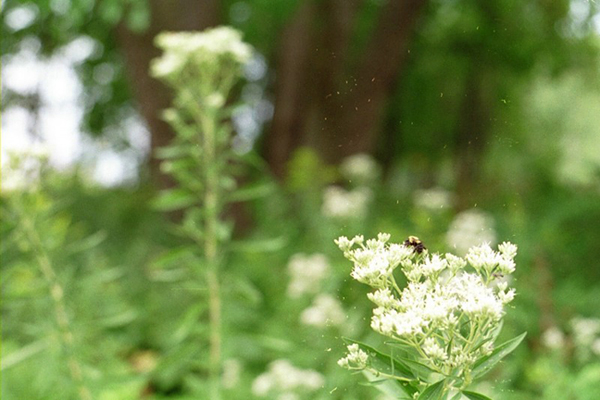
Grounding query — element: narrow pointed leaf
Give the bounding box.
[461,390,493,400]
[418,379,446,400]
[471,332,527,379]
[363,370,415,399]
[152,189,198,211]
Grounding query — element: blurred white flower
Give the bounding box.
[222,358,242,389]
[252,359,324,398]
[322,186,372,219]
[339,153,380,183]
[286,253,329,298]
[446,209,497,255]
[300,294,346,328]
[413,187,454,210]
[151,27,252,80]
[541,326,565,350]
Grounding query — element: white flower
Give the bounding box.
[446,209,496,255]
[339,153,380,183]
[322,186,372,219]
[423,337,448,361]
[338,344,369,369]
[222,358,242,389]
[413,187,454,210]
[286,253,330,298]
[252,360,324,397]
[151,27,252,79]
[300,294,345,328]
[541,326,565,350]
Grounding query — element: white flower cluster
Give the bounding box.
[252,359,324,399]
[446,209,497,255]
[338,344,369,370]
[339,153,380,183]
[151,27,252,81]
[286,253,330,298]
[413,187,454,211]
[322,186,372,219]
[300,294,346,328]
[336,234,518,376]
[571,317,600,360]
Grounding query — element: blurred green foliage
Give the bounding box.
[3,0,600,399]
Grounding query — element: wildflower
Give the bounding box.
[336,234,520,384]
[300,294,345,328]
[321,186,372,219]
[338,344,369,370]
[339,153,380,183]
[446,209,496,255]
[151,27,252,81]
[541,326,565,350]
[252,360,324,398]
[413,187,454,211]
[286,253,329,298]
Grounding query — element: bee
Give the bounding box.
[492,272,504,279]
[404,236,426,254]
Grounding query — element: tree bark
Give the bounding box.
[265,0,429,177]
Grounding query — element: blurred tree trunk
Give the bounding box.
[115,0,221,189]
[454,68,493,210]
[265,0,428,178]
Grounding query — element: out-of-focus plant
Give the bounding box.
[335,233,525,399]
[1,154,143,399]
[150,26,253,399]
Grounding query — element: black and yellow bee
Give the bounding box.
[404,236,426,254]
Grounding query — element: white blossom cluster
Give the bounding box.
[286,253,330,298]
[321,186,372,219]
[571,317,600,361]
[446,209,497,255]
[336,233,518,377]
[151,27,252,82]
[337,344,369,369]
[251,359,324,399]
[541,317,600,361]
[300,294,346,328]
[339,153,380,183]
[413,187,454,211]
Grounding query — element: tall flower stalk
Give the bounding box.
[151,27,252,400]
[5,188,93,400]
[335,233,526,399]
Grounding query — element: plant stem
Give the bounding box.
[18,208,93,400]
[202,108,222,400]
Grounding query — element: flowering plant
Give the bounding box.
[335,233,526,399]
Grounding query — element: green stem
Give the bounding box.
[18,207,93,400]
[200,105,222,400]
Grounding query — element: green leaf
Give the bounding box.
[229,236,288,253]
[226,182,274,202]
[461,390,493,400]
[152,189,198,211]
[386,342,440,382]
[362,370,414,399]
[65,230,107,254]
[418,379,447,400]
[471,332,527,379]
[342,338,416,381]
[152,246,197,269]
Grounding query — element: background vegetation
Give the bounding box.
[2,0,600,399]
